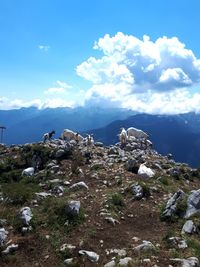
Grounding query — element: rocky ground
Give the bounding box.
[0,136,200,267]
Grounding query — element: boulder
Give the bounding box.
[95,142,104,147]
[0,227,8,246]
[182,220,196,234]
[22,167,34,176]
[2,244,18,254]
[20,207,33,226]
[131,183,143,200]
[171,257,199,267]
[185,189,200,218]
[55,149,66,159]
[35,192,52,200]
[52,185,64,195]
[134,240,155,252]
[125,158,139,173]
[65,201,80,217]
[119,257,133,266]
[104,260,115,267]
[169,237,187,249]
[162,190,184,218]
[70,182,88,191]
[79,250,99,262]
[105,217,119,226]
[64,258,74,265]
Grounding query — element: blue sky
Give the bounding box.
[0,0,200,113]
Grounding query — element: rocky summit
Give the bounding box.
[0,136,200,267]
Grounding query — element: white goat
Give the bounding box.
[74,133,84,143]
[43,130,55,143]
[61,129,76,141]
[85,134,94,147]
[127,127,148,140]
[119,128,128,145]
[61,129,84,143]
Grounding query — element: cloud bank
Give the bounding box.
[77,32,200,113]
[0,97,75,110]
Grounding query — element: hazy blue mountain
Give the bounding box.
[1,107,200,167]
[0,107,136,144]
[87,113,200,167]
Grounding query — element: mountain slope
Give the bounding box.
[0,135,200,266]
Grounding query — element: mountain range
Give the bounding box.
[88,113,200,167]
[0,107,200,167]
[0,107,135,145]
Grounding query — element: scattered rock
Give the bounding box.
[0,219,7,227]
[171,257,199,267]
[35,192,52,200]
[64,258,74,265]
[79,250,99,262]
[125,158,139,173]
[131,183,144,200]
[162,190,185,218]
[104,260,115,267]
[0,227,8,246]
[118,257,133,266]
[105,217,120,226]
[134,240,156,252]
[95,142,104,147]
[60,243,76,252]
[70,181,88,190]
[2,244,18,254]
[20,207,33,226]
[182,220,196,234]
[185,189,200,218]
[22,167,35,176]
[65,201,80,217]
[107,249,127,257]
[169,237,187,249]
[52,185,64,195]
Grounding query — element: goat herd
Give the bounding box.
[43,127,151,148]
[43,129,94,147]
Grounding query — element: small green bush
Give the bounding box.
[139,182,151,198]
[107,193,125,212]
[175,196,188,218]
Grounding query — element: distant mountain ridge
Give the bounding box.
[87,113,200,167]
[1,107,200,167]
[0,107,136,145]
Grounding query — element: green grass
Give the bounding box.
[187,238,200,260]
[40,197,86,231]
[159,176,170,186]
[2,181,40,205]
[106,192,125,212]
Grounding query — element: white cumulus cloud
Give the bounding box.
[77,32,200,113]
